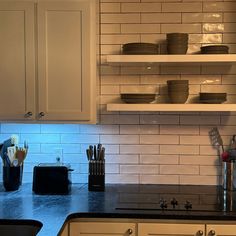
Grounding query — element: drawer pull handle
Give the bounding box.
[39,112,45,117]
[127,228,133,235]
[25,111,33,117]
[198,230,203,236]
[209,230,216,236]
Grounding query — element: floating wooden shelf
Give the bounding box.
[107,103,236,112]
[106,54,236,65]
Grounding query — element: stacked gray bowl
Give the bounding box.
[167,33,189,54]
[167,80,189,103]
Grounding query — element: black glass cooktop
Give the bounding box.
[112,185,236,212]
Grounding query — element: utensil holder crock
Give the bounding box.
[3,165,23,191]
[222,161,236,191]
[88,160,105,191]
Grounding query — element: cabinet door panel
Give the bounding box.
[138,223,205,236]
[0,2,35,120]
[38,1,94,121]
[69,222,136,236]
[207,225,236,236]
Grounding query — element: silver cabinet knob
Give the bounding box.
[127,228,133,235]
[198,230,204,236]
[25,111,33,118]
[39,112,45,117]
[209,230,216,236]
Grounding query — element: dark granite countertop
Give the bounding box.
[0,184,236,236]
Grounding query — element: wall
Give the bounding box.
[1,0,236,185]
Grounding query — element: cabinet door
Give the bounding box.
[69,222,136,236]
[207,224,236,236]
[138,223,205,236]
[0,2,35,120]
[37,1,96,122]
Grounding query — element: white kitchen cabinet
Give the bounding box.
[0,0,97,123]
[206,224,236,236]
[61,219,236,236]
[138,223,205,236]
[0,2,35,120]
[69,222,136,236]
[60,223,69,236]
[37,1,96,122]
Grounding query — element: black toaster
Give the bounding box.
[32,164,72,195]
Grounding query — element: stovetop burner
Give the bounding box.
[113,185,236,213]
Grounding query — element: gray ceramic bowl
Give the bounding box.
[167,47,188,54]
[167,33,189,39]
[167,80,189,85]
[169,92,189,104]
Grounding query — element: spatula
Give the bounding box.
[209,127,224,153]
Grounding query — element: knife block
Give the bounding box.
[88,160,105,191]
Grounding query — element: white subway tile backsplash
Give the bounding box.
[140,175,179,185]
[101,34,140,44]
[101,13,140,24]
[200,165,221,176]
[199,145,219,156]
[101,24,121,34]
[162,3,202,12]
[140,134,179,144]
[121,124,158,134]
[224,13,236,22]
[122,3,161,13]
[161,24,202,34]
[121,24,160,34]
[203,2,236,12]
[180,115,220,125]
[140,114,179,124]
[140,155,179,164]
[223,33,236,44]
[160,165,199,175]
[101,75,140,85]
[180,155,219,165]
[106,154,139,164]
[101,114,140,124]
[40,124,80,134]
[180,135,211,145]
[101,3,120,13]
[120,164,159,174]
[203,23,224,33]
[182,13,223,23]
[1,123,40,133]
[160,145,199,155]
[120,144,160,154]
[180,175,218,185]
[61,134,99,144]
[189,33,222,44]
[160,125,199,135]
[21,134,60,144]
[101,85,120,95]
[100,134,139,144]
[141,13,181,23]
[106,174,139,184]
[4,0,235,186]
